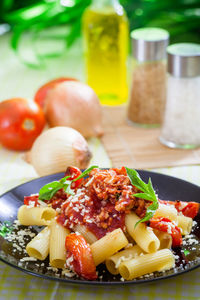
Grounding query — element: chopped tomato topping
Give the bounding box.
[112,166,127,176]
[65,233,97,280]
[24,195,39,207]
[57,213,66,225]
[51,199,63,209]
[159,199,199,219]
[181,202,199,219]
[150,217,182,247]
[64,166,83,189]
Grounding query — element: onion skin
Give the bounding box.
[73,138,92,169]
[29,126,92,176]
[34,77,77,108]
[44,81,104,138]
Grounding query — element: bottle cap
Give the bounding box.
[167,43,200,78]
[131,27,169,62]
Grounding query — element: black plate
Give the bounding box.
[0,170,200,286]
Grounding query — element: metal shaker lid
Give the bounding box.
[131,27,169,62]
[167,43,200,78]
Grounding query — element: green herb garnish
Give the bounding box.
[125,167,159,227]
[183,249,190,256]
[74,166,98,181]
[39,176,71,201]
[0,221,13,237]
[39,166,98,201]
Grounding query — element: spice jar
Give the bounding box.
[127,28,169,127]
[159,43,200,149]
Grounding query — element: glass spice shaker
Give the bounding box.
[159,43,200,149]
[127,27,169,127]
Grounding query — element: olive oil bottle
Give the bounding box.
[82,0,129,105]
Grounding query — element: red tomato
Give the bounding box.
[182,202,199,219]
[34,77,77,108]
[150,217,182,247]
[24,195,39,207]
[65,233,97,280]
[64,166,83,189]
[0,98,46,151]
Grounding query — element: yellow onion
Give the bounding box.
[44,81,104,138]
[29,126,92,176]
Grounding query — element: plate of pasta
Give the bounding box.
[0,166,200,285]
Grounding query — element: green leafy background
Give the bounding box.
[0,0,199,67]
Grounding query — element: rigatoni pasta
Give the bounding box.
[49,219,70,268]
[154,203,178,222]
[119,249,175,280]
[74,224,97,244]
[26,226,50,260]
[18,205,56,226]
[125,213,160,253]
[90,228,128,266]
[106,245,144,275]
[177,215,193,235]
[153,229,172,250]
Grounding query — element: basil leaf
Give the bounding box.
[60,175,71,184]
[183,249,190,256]
[38,166,98,201]
[125,168,147,192]
[63,183,75,196]
[147,178,155,195]
[39,181,63,201]
[125,167,158,227]
[133,193,155,201]
[73,165,98,181]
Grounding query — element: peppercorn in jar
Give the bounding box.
[127,28,169,127]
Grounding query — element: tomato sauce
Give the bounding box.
[57,167,148,239]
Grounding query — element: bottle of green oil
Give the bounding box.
[82,0,129,105]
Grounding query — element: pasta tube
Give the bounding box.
[153,229,172,249]
[125,213,160,253]
[18,205,56,226]
[26,227,50,260]
[49,219,70,268]
[119,249,175,280]
[74,224,97,244]
[154,204,178,222]
[177,215,193,235]
[90,228,128,266]
[106,245,144,275]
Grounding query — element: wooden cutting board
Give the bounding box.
[101,106,200,169]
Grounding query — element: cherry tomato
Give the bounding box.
[64,166,83,189]
[0,98,46,151]
[65,233,97,280]
[150,217,182,247]
[24,195,39,207]
[34,77,77,108]
[181,202,199,219]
